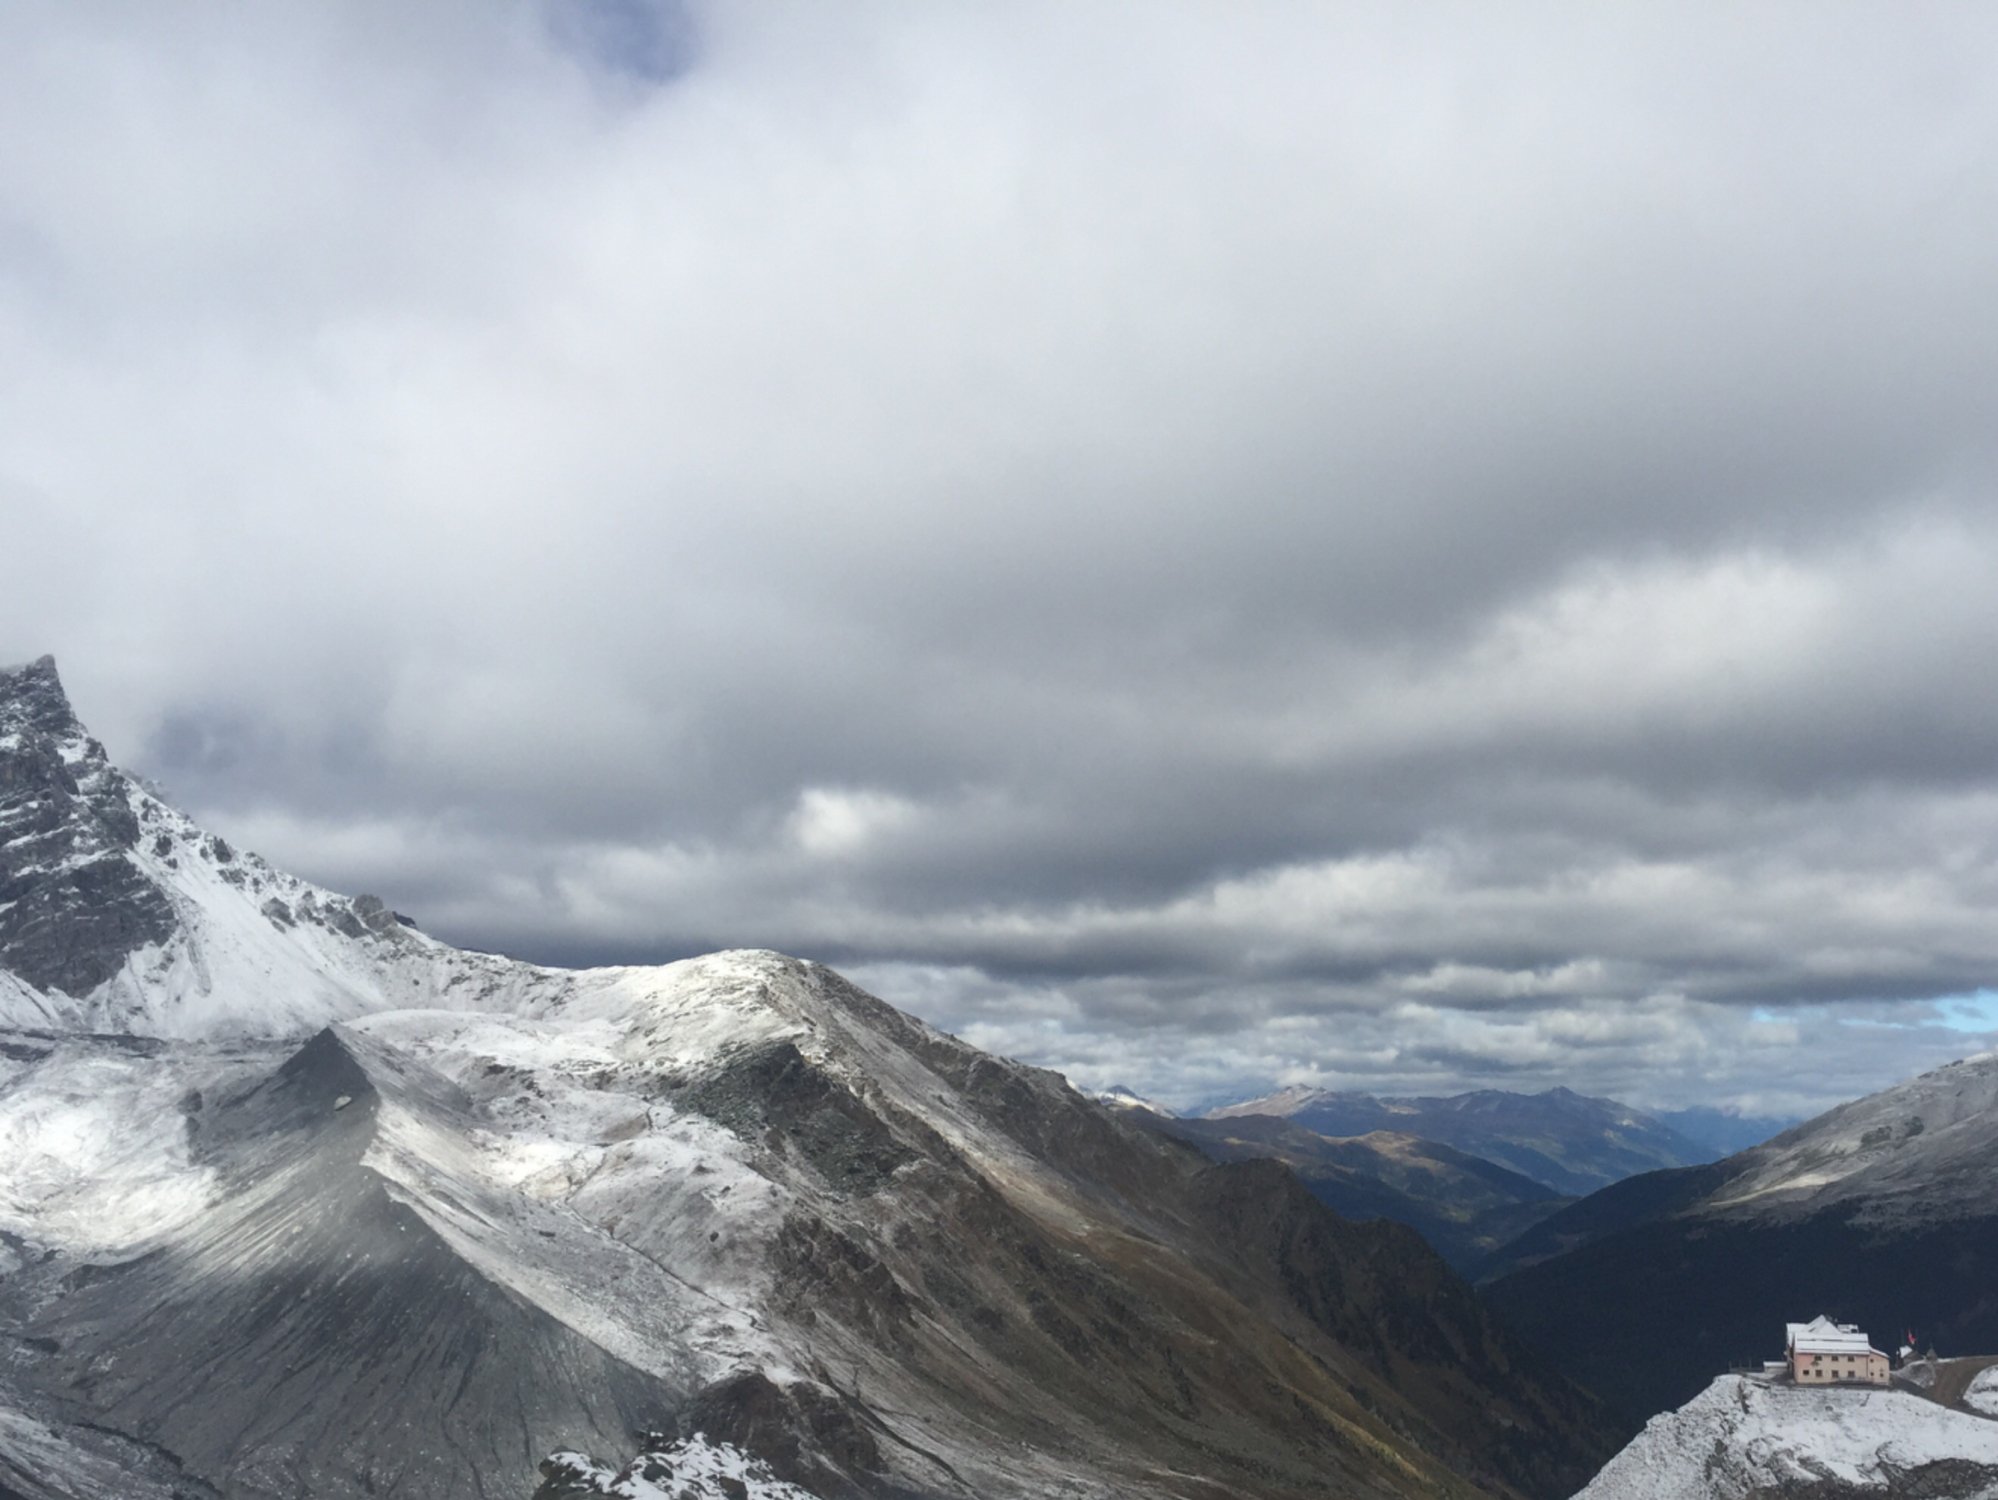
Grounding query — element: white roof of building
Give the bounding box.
[1787,1314,1885,1356]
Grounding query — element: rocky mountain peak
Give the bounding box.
[0,654,86,743]
[0,671,462,1031]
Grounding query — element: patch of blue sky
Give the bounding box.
[1751,999,1998,1034]
[1933,988,1998,1034]
[543,0,698,85]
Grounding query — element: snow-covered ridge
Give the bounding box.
[1703,1050,1998,1225]
[1575,1375,1998,1499]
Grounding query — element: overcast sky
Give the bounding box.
[7,2,1998,1115]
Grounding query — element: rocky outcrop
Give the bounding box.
[676,1039,916,1196]
[532,1436,829,1500]
[667,1373,888,1498]
[0,658,177,996]
[1574,1375,1998,1499]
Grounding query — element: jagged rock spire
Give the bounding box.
[0,655,177,998]
[0,654,83,740]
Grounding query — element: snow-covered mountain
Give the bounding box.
[1485,1050,1998,1425]
[1574,1374,1998,1499]
[0,659,1622,1500]
[1699,1050,1998,1225]
[1208,1084,1716,1196]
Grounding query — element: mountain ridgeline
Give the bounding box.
[0,657,1623,1500]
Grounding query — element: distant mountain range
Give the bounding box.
[1207,1084,1732,1196]
[1132,1112,1570,1274]
[0,657,1623,1500]
[1103,1085,1796,1275]
[1650,1104,1802,1158]
[1484,1049,1998,1423]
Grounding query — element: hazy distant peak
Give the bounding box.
[1206,1083,1327,1118]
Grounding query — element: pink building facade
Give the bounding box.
[1786,1315,1890,1386]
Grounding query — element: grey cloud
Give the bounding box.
[6,2,1998,1112]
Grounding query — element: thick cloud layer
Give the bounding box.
[7,1,1998,1113]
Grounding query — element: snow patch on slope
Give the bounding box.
[0,1040,248,1256]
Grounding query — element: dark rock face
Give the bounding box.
[0,851,176,997]
[530,1452,614,1500]
[678,1040,916,1195]
[0,658,176,996]
[0,657,82,740]
[671,1372,886,1498]
[1707,1460,1998,1500]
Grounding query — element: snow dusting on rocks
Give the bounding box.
[536,1437,825,1499]
[1966,1368,1998,1419]
[1575,1375,1998,1499]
